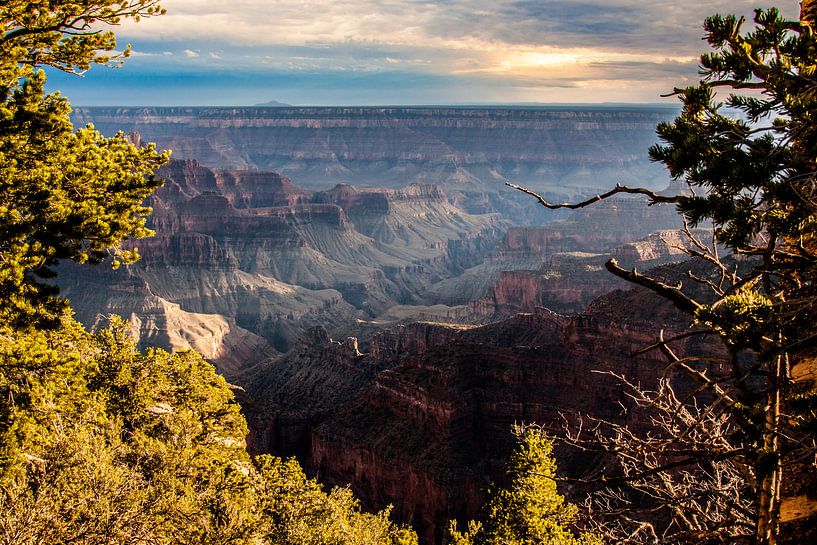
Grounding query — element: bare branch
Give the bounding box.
[505,182,682,209]
[605,258,702,316]
[630,329,713,356]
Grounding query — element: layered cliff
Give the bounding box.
[428,197,683,306]
[72,107,674,201]
[467,229,698,317]
[60,159,505,374]
[153,158,311,208]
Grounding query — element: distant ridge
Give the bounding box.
[254,99,292,107]
[250,102,675,110]
[71,105,674,195]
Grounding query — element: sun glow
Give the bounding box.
[468,47,698,78]
[501,51,583,69]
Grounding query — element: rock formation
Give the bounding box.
[427,197,685,308]
[245,288,704,544]
[60,159,504,375]
[468,229,700,317]
[72,107,676,225]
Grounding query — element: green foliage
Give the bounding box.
[0,315,416,545]
[0,4,416,544]
[0,315,251,543]
[649,7,817,260]
[256,456,418,545]
[0,0,165,85]
[0,1,170,328]
[694,286,775,349]
[450,428,600,545]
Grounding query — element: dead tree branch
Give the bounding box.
[505,182,682,209]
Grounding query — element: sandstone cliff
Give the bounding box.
[60,159,505,375]
[245,298,702,544]
[468,229,698,317]
[428,198,684,307]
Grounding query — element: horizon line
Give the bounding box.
[73,102,681,109]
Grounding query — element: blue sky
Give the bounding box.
[46,1,799,106]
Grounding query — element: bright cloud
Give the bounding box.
[66,1,801,105]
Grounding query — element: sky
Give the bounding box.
[45,1,800,106]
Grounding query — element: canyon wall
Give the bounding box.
[426,196,685,309]
[246,289,704,544]
[60,159,505,376]
[468,229,698,317]
[72,107,675,217]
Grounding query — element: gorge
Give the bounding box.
[62,106,695,543]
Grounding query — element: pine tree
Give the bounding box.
[0,4,419,544]
[450,427,600,545]
[0,1,169,328]
[509,3,817,544]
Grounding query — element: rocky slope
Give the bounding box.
[362,228,697,328]
[468,229,699,317]
[65,155,693,377]
[60,159,504,375]
[427,196,684,307]
[244,285,705,544]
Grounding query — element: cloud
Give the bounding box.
[121,2,797,72]
[128,50,162,57]
[122,1,797,52]
[93,1,802,104]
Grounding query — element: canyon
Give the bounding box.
[244,287,701,544]
[72,106,676,223]
[61,155,687,375]
[61,158,505,375]
[60,106,708,543]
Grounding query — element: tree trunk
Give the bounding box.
[756,352,784,545]
[802,0,817,26]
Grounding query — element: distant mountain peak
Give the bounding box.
[253,99,292,107]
